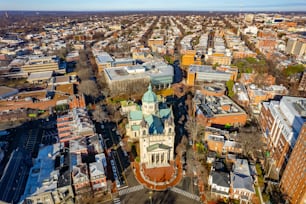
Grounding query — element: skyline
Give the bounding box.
[1,0,306,12]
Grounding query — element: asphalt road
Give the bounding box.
[0,148,32,203]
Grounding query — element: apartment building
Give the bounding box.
[259,96,306,176]
[256,30,277,53]
[205,52,232,66]
[181,50,201,67]
[89,154,107,192]
[57,108,95,143]
[298,71,306,92]
[21,144,74,204]
[280,124,306,204]
[72,163,92,197]
[247,84,288,106]
[286,38,306,58]
[148,38,164,52]
[205,36,232,66]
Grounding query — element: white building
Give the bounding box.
[126,85,175,168]
[231,159,255,202]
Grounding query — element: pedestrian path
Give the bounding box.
[118,185,144,196]
[170,187,201,202]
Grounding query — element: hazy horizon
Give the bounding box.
[1,0,306,12]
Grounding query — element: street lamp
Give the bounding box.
[148,188,153,204]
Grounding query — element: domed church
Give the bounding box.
[126,84,175,168]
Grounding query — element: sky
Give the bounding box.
[1,0,306,11]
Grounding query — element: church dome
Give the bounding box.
[142,84,157,103]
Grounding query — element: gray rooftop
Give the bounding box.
[233,159,251,176]
[104,62,174,82]
[211,171,230,188]
[96,52,114,64]
[27,71,53,80]
[231,173,254,193]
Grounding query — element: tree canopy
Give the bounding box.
[78,80,99,98]
[283,64,305,76]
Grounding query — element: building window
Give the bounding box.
[143,130,146,135]
[169,128,171,133]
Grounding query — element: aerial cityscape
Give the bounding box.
[0,1,305,204]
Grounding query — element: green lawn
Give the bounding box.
[256,163,264,187]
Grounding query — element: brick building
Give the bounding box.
[57,108,95,143]
[280,124,306,204]
[259,97,306,176]
[194,90,247,127]
[298,71,306,92]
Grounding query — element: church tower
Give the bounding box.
[142,84,159,115]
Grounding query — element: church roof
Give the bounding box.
[129,110,143,121]
[145,115,164,134]
[159,108,171,119]
[147,143,172,152]
[142,84,157,103]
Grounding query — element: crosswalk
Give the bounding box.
[118,185,200,202]
[170,187,201,202]
[118,185,144,196]
[113,197,121,204]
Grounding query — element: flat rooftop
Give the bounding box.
[189,65,231,74]
[22,143,70,197]
[27,71,53,81]
[194,90,246,117]
[21,144,61,199]
[0,86,18,97]
[104,62,174,82]
[96,52,114,64]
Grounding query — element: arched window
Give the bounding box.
[143,130,146,135]
[134,132,137,137]
[169,128,172,133]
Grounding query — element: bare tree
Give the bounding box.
[185,118,205,145]
[185,93,194,117]
[175,143,186,157]
[92,105,109,123]
[78,80,99,99]
[237,128,264,158]
[77,68,93,80]
[268,184,287,204]
[112,110,122,126]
